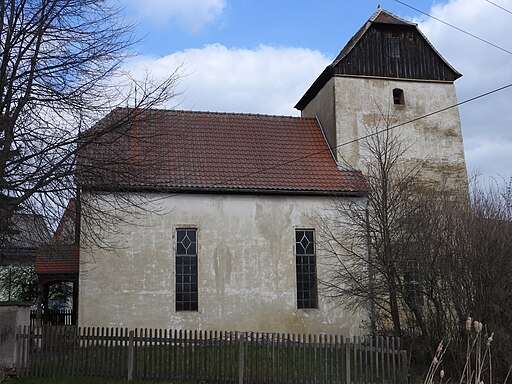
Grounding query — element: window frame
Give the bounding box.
[404,259,424,306]
[295,228,319,310]
[175,227,199,312]
[387,35,401,59]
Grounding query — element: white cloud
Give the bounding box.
[124,44,330,116]
[416,0,512,180]
[124,0,226,33]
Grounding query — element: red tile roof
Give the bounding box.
[35,245,79,274]
[52,199,76,244]
[78,108,367,195]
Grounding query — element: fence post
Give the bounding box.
[238,332,245,384]
[15,326,26,376]
[127,330,134,381]
[345,341,351,384]
[400,350,408,384]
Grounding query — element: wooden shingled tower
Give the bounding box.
[297,7,467,190]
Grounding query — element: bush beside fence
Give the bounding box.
[16,325,408,383]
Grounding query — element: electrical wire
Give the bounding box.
[485,0,512,15]
[394,0,512,55]
[338,82,512,149]
[89,5,512,196]
[234,82,512,182]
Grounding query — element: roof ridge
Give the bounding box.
[114,106,312,120]
[368,6,383,23]
[295,7,461,110]
[370,8,417,26]
[78,106,367,195]
[331,8,415,68]
[149,108,308,120]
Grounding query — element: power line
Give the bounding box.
[394,0,512,55]
[485,0,512,15]
[339,82,512,149]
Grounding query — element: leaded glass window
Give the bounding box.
[295,229,318,309]
[404,259,423,306]
[176,228,198,311]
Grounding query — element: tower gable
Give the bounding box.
[295,8,461,111]
[333,23,460,81]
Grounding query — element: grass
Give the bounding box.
[422,318,512,384]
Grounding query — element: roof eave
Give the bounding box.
[295,66,333,111]
[414,27,462,80]
[80,184,368,198]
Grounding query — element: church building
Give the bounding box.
[75,8,467,335]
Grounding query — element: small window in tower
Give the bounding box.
[393,88,405,105]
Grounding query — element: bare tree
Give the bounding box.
[316,105,512,379]
[0,0,180,244]
[317,107,421,337]
[412,178,512,379]
[0,1,181,310]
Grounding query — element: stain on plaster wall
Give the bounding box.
[213,241,233,315]
[255,202,293,288]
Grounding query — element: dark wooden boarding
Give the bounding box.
[333,23,460,82]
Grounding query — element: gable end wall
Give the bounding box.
[332,76,467,189]
[335,25,459,81]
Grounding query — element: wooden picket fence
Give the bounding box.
[30,309,76,327]
[15,326,408,383]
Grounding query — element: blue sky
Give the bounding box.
[125,1,437,57]
[118,0,512,182]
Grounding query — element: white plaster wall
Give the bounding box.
[335,76,467,188]
[302,78,337,152]
[303,76,467,188]
[79,192,367,336]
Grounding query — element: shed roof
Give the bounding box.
[77,108,367,195]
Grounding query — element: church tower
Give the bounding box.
[296,8,467,189]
